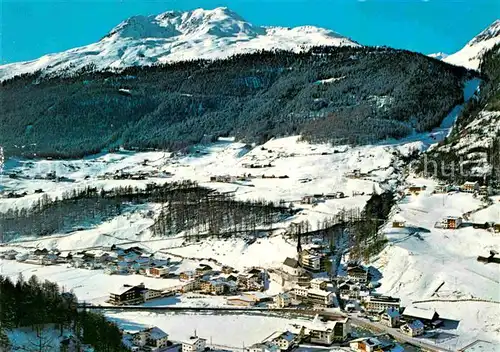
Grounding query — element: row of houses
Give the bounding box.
[409,181,483,195]
[124,326,206,352]
[300,192,346,205]
[2,246,182,281]
[413,181,494,196]
[349,337,403,352]
[367,303,441,337]
[178,266,266,295]
[108,265,268,305]
[242,162,274,169]
[96,169,172,181]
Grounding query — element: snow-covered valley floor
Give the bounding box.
[1,121,499,349]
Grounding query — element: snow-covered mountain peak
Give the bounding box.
[444,19,500,70]
[107,7,264,40]
[0,7,358,81]
[428,52,449,60]
[470,19,500,45]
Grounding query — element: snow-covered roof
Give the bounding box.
[245,291,269,300]
[366,295,400,303]
[350,337,382,347]
[227,295,254,303]
[183,337,206,346]
[267,331,295,342]
[402,306,437,320]
[148,327,168,340]
[408,320,425,330]
[307,288,331,297]
[110,284,143,295]
[307,314,346,332]
[310,277,329,284]
[385,307,400,318]
[276,292,291,299]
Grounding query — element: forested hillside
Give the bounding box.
[1,46,470,158]
[0,275,126,351]
[416,43,500,184]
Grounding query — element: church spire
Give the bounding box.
[297,233,302,254]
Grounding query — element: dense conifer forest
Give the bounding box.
[0,275,127,351]
[1,46,469,158]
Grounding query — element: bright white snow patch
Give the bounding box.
[444,19,500,70]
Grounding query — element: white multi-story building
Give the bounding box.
[146,266,169,278]
[306,315,350,345]
[182,337,206,352]
[182,279,200,292]
[265,331,296,351]
[132,327,169,352]
[293,286,308,298]
[273,293,291,308]
[309,278,329,291]
[299,250,325,272]
[461,181,479,193]
[307,289,333,308]
[364,295,400,313]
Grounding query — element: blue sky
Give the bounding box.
[1,0,498,64]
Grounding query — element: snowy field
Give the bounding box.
[105,311,307,348]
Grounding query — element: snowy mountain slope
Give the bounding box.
[428,52,448,60]
[0,7,358,81]
[444,19,500,70]
[418,42,500,182]
[434,110,500,177]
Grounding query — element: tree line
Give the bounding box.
[1,46,469,159]
[0,181,291,241]
[151,192,290,239]
[285,191,395,262]
[0,274,126,351]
